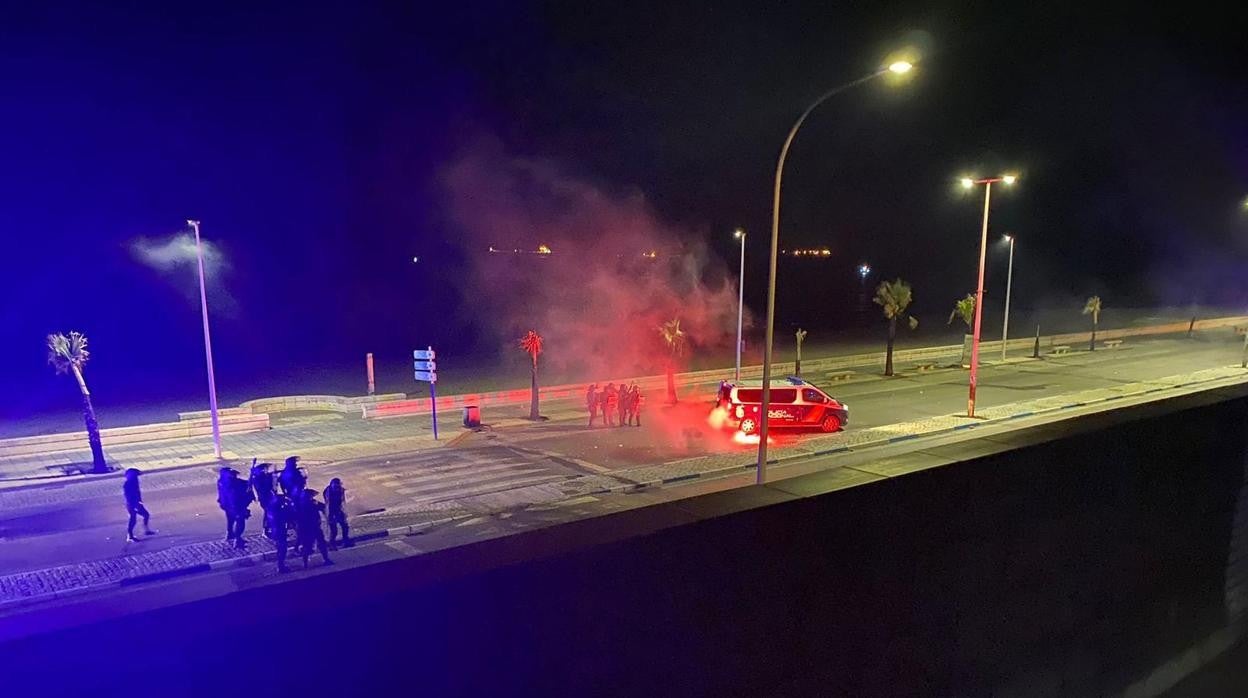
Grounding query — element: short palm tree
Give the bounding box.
[47,332,108,473]
[658,318,686,404]
[1083,296,1102,351]
[875,279,919,376]
[794,328,808,377]
[948,294,976,332]
[518,330,544,420]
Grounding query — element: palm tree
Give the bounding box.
[794,328,808,377]
[47,332,108,473]
[948,294,975,332]
[518,330,544,420]
[1083,296,1102,351]
[875,279,919,376]
[949,294,977,368]
[658,318,686,404]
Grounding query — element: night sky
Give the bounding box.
[3,1,1247,417]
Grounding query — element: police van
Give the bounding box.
[718,377,848,435]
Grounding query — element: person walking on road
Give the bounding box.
[217,467,248,545]
[123,468,156,542]
[618,383,633,427]
[295,488,333,568]
[268,493,294,573]
[279,456,306,497]
[250,460,276,536]
[585,384,600,427]
[630,384,644,426]
[603,383,618,427]
[323,477,352,549]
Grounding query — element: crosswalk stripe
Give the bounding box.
[404,473,569,503]
[362,456,532,482]
[378,458,534,483]
[393,466,551,495]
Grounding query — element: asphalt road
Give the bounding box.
[0,335,1241,579]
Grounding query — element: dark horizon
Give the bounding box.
[3,2,1247,421]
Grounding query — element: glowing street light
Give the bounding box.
[756,56,918,483]
[958,175,1018,417]
[733,228,746,382]
[187,219,222,460]
[858,263,871,280]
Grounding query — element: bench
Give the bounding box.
[1103,339,1123,349]
[1050,345,1072,356]
[826,371,853,382]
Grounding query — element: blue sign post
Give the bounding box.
[413,347,438,439]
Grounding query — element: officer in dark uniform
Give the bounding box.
[279,456,306,497]
[295,488,333,567]
[217,467,243,543]
[267,493,294,573]
[585,384,600,427]
[123,468,156,542]
[230,472,254,549]
[250,460,276,535]
[322,477,351,549]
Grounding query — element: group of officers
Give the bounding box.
[215,456,351,572]
[585,382,644,427]
[122,456,350,573]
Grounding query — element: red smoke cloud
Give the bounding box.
[443,140,748,382]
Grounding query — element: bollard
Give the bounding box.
[1032,324,1041,359]
[366,353,376,396]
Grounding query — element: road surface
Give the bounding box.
[1,334,1241,582]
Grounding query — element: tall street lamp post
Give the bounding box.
[1001,234,1016,361]
[756,59,914,483]
[188,219,222,459]
[959,175,1017,418]
[734,228,746,382]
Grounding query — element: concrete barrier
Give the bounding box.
[0,413,271,458]
[231,393,407,416]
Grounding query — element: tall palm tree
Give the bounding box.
[518,330,544,420]
[47,332,108,473]
[875,279,919,376]
[1083,296,1102,351]
[658,318,686,404]
[794,328,808,377]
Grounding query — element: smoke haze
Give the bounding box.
[443,140,748,382]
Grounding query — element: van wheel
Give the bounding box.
[739,418,757,435]
[820,415,842,433]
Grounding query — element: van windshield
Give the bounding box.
[736,388,796,404]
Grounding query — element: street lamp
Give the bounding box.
[959,175,1017,418]
[1001,234,1016,362]
[187,219,222,459]
[756,58,916,483]
[734,228,746,382]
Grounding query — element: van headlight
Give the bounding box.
[735,406,744,418]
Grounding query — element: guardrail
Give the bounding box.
[177,393,410,418]
[0,413,272,458]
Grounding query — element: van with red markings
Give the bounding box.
[717,377,848,435]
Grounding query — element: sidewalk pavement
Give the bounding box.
[0,401,592,487]
[5,363,1246,609]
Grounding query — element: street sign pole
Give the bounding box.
[414,346,438,440]
[430,381,439,440]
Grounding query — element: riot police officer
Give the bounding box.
[323,478,351,549]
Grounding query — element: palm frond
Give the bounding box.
[658,318,687,357]
[47,331,89,375]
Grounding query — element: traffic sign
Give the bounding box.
[414,370,438,383]
[413,348,436,360]
[414,360,436,372]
